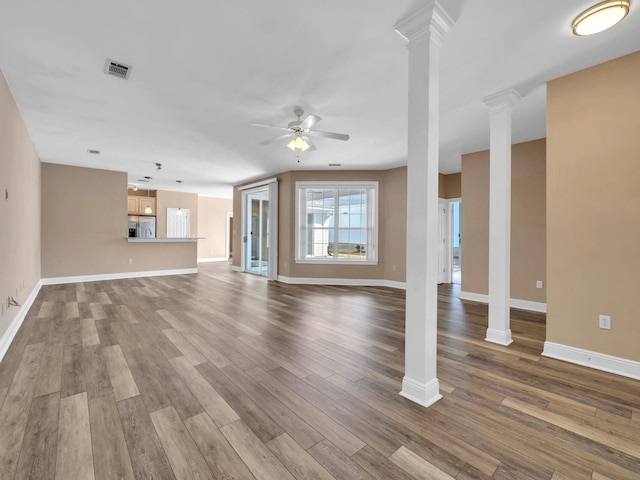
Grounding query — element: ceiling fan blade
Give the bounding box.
[303,136,317,151]
[260,133,293,145]
[300,114,322,130]
[251,123,291,132]
[308,130,350,141]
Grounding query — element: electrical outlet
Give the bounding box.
[599,315,611,330]
[128,259,133,265]
[536,280,543,289]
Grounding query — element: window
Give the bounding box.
[296,181,378,264]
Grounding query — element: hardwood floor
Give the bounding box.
[0,262,638,479]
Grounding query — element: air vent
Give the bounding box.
[105,59,132,80]
[328,163,342,167]
[87,149,100,155]
[137,176,152,183]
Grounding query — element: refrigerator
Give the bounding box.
[128,215,156,238]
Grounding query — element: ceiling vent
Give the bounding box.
[104,59,131,80]
[328,163,342,167]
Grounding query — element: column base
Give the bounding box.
[399,376,442,408]
[485,328,513,346]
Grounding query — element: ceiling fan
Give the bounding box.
[252,108,350,152]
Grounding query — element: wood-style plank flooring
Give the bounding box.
[0,262,639,479]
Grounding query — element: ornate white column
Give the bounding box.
[482,89,521,346]
[395,2,453,408]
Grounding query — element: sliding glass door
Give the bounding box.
[244,188,270,276]
[241,180,278,279]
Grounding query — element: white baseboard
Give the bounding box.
[485,328,513,346]
[198,257,228,263]
[0,280,42,362]
[542,341,640,381]
[231,265,242,272]
[459,291,546,313]
[41,268,198,285]
[277,275,406,290]
[399,376,442,408]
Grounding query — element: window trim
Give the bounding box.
[295,181,379,265]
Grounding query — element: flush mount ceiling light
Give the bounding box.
[287,135,310,152]
[572,0,630,35]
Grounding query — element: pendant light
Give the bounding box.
[144,187,152,214]
[572,0,630,36]
[176,180,183,215]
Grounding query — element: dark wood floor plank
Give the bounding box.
[14,391,60,480]
[141,344,204,420]
[268,367,401,457]
[0,341,46,478]
[266,433,335,480]
[149,406,214,480]
[170,355,239,427]
[196,361,284,444]
[220,419,296,480]
[184,412,257,480]
[221,363,325,450]
[308,439,374,480]
[89,394,136,480]
[121,348,172,413]
[83,344,113,400]
[352,445,415,480]
[246,367,366,456]
[60,344,87,397]
[34,342,64,397]
[117,395,176,480]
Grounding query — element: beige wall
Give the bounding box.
[547,51,640,361]
[383,167,407,283]
[41,164,197,278]
[439,172,461,199]
[197,196,233,260]
[0,71,41,339]
[233,167,408,282]
[443,173,461,199]
[461,138,546,302]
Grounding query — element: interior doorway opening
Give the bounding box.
[452,200,461,284]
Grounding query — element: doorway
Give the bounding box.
[245,189,269,276]
[451,200,461,284]
[437,198,462,284]
[240,180,278,280]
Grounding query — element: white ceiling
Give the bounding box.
[1,0,639,198]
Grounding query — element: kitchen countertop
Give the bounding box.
[127,237,204,243]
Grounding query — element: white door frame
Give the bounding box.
[239,180,278,280]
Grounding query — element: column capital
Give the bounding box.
[394,2,454,47]
[482,89,522,112]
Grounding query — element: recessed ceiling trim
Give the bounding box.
[104,58,132,80]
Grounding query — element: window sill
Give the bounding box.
[295,259,378,266]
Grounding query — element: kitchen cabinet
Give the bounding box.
[128,196,156,215]
[127,197,139,214]
[139,197,156,215]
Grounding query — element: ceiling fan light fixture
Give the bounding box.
[572,0,630,35]
[287,135,310,152]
